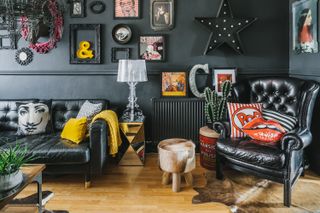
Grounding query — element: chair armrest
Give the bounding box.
[89,119,108,175]
[281,128,312,152]
[213,121,230,139]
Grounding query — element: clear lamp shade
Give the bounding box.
[117,60,148,83]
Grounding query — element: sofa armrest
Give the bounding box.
[281,128,312,152]
[89,119,108,175]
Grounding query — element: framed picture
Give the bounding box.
[111,47,131,63]
[70,24,101,64]
[292,0,318,54]
[150,0,175,31]
[214,68,236,96]
[139,35,165,62]
[112,24,133,44]
[161,72,188,97]
[114,0,141,19]
[70,0,86,18]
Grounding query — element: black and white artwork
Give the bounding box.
[17,101,51,135]
[112,24,132,44]
[71,0,86,18]
[112,47,130,62]
[150,0,174,31]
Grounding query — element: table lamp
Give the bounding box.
[117,59,148,122]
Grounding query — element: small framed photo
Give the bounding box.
[111,47,131,63]
[150,0,175,31]
[139,35,165,62]
[161,72,188,97]
[214,68,237,95]
[292,0,318,54]
[70,0,86,18]
[114,0,141,19]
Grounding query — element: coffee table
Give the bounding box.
[0,164,45,213]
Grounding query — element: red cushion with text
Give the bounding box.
[242,117,286,142]
[227,103,263,138]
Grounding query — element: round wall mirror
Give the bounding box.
[15,48,33,66]
[112,24,132,45]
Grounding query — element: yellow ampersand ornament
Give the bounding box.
[77,41,94,59]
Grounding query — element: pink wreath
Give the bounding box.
[21,0,64,54]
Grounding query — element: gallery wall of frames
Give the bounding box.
[0,0,289,149]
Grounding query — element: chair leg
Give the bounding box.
[284,179,291,207]
[216,153,224,180]
[85,173,91,189]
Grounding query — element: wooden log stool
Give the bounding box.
[158,138,196,192]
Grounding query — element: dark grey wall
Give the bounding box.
[289,0,320,174]
[0,0,289,149]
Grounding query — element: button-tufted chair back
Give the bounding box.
[52,100,108,131]
[0,99,109,132]
[232,77,313,117]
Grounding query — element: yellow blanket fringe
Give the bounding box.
[92,110,122,156]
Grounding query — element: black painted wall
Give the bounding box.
[289,0,320,174]
[0,0,289,151]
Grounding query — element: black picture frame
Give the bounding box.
[112,24,133,44]
[70,0,86,18]
[0,34,17,50]
[70,24,101,64]
[114,0,141,19]
[150,0,175,31]
[111,47,131,63]
[161,71,188,97]
[138,35,166,62]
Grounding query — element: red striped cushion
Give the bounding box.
[227,103,263,138]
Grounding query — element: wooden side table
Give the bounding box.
[118,120,145,166]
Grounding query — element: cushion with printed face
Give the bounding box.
[242,117,286,142]
[227,103,263,138]
[16,100,52,135]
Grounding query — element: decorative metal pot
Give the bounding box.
[0,170,23,192]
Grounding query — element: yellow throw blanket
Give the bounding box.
[91,110,122,155]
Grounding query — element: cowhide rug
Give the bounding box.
[192,170,320,213]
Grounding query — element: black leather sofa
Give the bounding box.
[0,99,109,187]
[214,77,319,207]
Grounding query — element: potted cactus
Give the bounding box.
[0,145,33,192]
[204,80,232,129]
[199,81,231,170]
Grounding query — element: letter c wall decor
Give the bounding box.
[189,64,210,98]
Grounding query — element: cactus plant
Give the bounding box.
[204,81,232,124]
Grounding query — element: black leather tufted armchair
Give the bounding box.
[214,77,319,207]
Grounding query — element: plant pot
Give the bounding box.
[199,126,220,170]
[0,170,23,192]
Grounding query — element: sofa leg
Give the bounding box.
[216,153,224,180]
[284,179,291,207]
[85,174,91,189]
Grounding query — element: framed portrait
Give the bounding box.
[139,35,165,62]
[214,68,236,96]
[292,0,318,54]
[114,0,141,19]
[161,72,188,97]
[70,0,86,18]
[70,24,101,64]
[150,0,175,31]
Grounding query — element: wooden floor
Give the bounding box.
[17,154,229,213]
